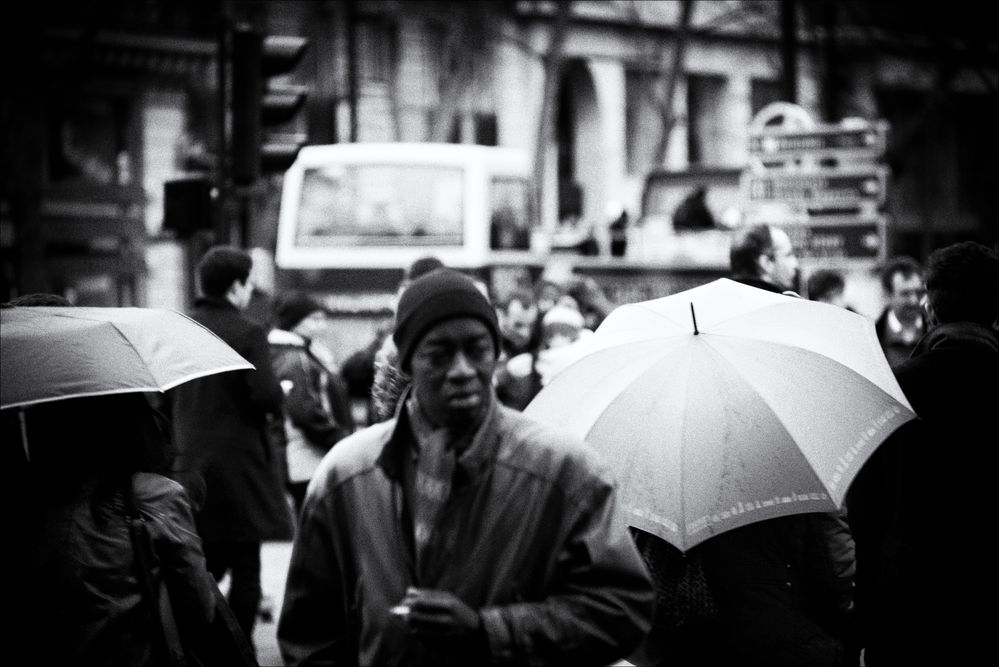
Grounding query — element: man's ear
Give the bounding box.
[756,253,773,282]
[224,279,244,307]
[923,299,938,328]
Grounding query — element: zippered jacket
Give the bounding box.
[278,394,654,666]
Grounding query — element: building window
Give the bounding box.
[686,74,727,166]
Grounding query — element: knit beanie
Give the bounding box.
[393,268,499,371]
[274,291,329,332]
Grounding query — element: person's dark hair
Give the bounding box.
[730,224,775,278]
[879,255,923,293]
[405,255,445,282]
[806,270,845,302]
[197,245,252,298]
[6,293,73,307]
[924,241,999,326]
[28,393,175,514]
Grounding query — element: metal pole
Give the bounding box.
[217,6,231,245]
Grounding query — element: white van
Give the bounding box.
[275,142,537,270]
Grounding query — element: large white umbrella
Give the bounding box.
[525,278,915,552]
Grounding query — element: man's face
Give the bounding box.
[889,272,924,324]
[410,317,496,430]
[294,310,330,340]
[500,299,537,353]
[765,228,800,292]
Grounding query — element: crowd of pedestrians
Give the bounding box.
[8,233,999,666]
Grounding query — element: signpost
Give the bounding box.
[741,103,890,266]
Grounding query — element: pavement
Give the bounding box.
[252,540,294,667]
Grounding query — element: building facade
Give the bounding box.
[3,1,996,315]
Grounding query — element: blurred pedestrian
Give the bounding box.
[278,268,654,666]
[847,241,999,666]
[874,256,925,367]
[495,287,541,360]
[268,291,355,517]
[532,303,594,387]
[806,269,851,309]
[169,245,293,652]
[566,274,616,330]
[342,255,444,425]
[729,223,801,295]
[493,287,544,411]
[673,185,716,231]
[16,391,218,666]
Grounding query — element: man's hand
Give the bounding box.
[397,588,488,657]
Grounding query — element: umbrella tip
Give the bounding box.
[690,302,699,335]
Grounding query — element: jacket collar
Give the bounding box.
[194,295,239,311]
[377,386,501,483]
[730,275,784,294]
[912,321,999,358]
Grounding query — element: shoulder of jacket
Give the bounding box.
[493,408,613,495]
[310,421,394,489]
[131,472,190,509]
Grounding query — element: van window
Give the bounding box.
[296,163,464,247]
[276,143,535,269]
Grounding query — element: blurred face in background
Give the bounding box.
[888,272,925,325]
[763,228,800,293]
[535,281,564,314]
[293,309,331,341]
[499,298,538,354]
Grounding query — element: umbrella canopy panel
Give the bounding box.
[1,307,253,409]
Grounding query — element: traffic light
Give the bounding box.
[163,178,214,238]
[231,27,309,185]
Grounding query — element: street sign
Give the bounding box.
[749,123,888,159]
[741,167,887,211]
[742,104,890,264]
[776,217,885,262]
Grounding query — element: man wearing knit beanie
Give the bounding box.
[393,269,500,372]
[280,272,653,664]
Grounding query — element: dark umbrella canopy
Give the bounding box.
[1,306,253,410]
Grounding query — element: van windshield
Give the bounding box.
[295,163,465,246]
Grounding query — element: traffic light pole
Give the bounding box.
[216,16,231,245]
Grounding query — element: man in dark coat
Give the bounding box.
[873,256,925,368]
[847,241,999,666]
[729,223,801,295]
[170,245,293,650]
[278,269,654,666]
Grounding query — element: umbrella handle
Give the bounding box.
[690,303,699,335]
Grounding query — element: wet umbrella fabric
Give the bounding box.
[524,278,916,552]
[1,306,254,410]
